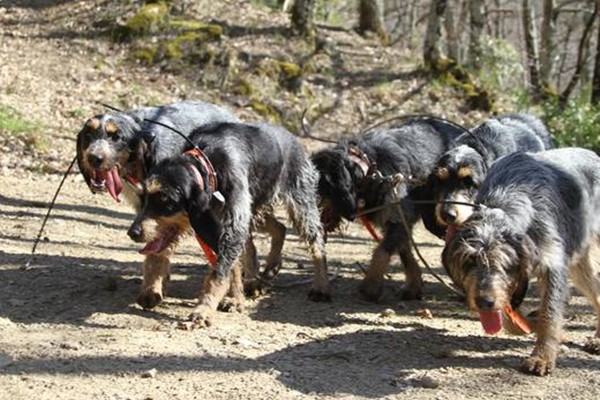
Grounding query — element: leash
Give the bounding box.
[27,156,77,267]
[357,197,468,298]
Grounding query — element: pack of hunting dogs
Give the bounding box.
[75,100,600,377]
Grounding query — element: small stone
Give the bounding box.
[59,342,80,351]
[233,338,255,348]
[141,368,157,378]
[416,375,439,389]
[380,308,395,318]
[176,321,194,331]
[416,308,433,319]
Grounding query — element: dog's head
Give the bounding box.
[311,146,365,230]
[76,113,145,202]
[442,208,535,334]
[433,145,487,227]
[127,155,220,256]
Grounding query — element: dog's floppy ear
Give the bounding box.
[187,189,221,254]
[511,235,537,308]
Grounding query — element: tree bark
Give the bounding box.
[539,0,556,89]
[290,0,316,38]
[592,1,600,104]
[423,0,449,69]
[444,0,461,62]
[358,0,389,43]
[560,1,599,108]
[468,0,485,69]
[522,0,542,98]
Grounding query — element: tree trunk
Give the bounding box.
[522,0,542,98]
[290,0,316,38]
[539,0,556,89]
[358,0,389,43]
[444,0,460,62]
[423,0,449,69]
[559,1,599,108]
[468,0,484,69]
[592,2,600,104]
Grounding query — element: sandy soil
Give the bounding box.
[1,1,599,399]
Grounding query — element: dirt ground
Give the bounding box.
[1,1,599,399]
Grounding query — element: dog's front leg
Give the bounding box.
[137,253,171,309]
[189,210,249,327]
[521,267,569,376]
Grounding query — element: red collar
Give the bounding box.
[184,147,218,194]
[184,147,220,267]
[347,145,371,176]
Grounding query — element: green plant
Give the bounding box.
[477,36,524,95]
[542,98,600,153]
[0,105,41,135]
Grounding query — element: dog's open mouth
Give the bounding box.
[90,168,123,202]
[139,226,180,255]
[479,310,503,334]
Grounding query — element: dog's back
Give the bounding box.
[478,148,600,252]
[132,100,240,163]
[187,121,312,211]
[361,120,464,179]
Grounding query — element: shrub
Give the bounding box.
[542,98,600,153]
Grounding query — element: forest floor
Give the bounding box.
[1,1,599,399]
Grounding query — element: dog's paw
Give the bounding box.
[583,337,600,354]
[308,287,332,302]
[218,296,245,313]
[359,279,384,303]
[136,289,163,310]
[520,355,555,376]
[244,279,270,298]
[187,307,213,328]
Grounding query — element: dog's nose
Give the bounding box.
[475,295,496,311]
[127,223,143,242]
[87,153,104,168]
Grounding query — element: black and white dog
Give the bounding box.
[443,148,600,376]
[433,113,553,230]
[312,119,464,302]
[127,122,330,327]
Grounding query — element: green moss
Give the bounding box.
[113,1,168,41]
[0,105,42,135]
[126,1,168,33]
[169,19,223,39]
[249,99,281,122]
[234,78,254,96]
[279,62,301,78]
[164,32,202,59]
[131,46,158,64]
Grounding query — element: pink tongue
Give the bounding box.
[139,237,167,255]
[98,168,123,202]
[445,224,457,244]
[479,310,503,334]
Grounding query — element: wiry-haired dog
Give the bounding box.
[442,148,600,376]
[312,119,464,301]
[76,101,241,309]
[434,113,553,231]
[128,122,330,327]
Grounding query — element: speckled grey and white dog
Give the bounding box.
[433,113,553,228]
[442,148,600,376]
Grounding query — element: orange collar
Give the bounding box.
[359,215,382,242]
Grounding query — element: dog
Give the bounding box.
[311,119,464,302]
[127,121,330,327]
[76,100,239,206]
[442,148,600,376]
[76,101,247,309]
[433,113,553,230]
